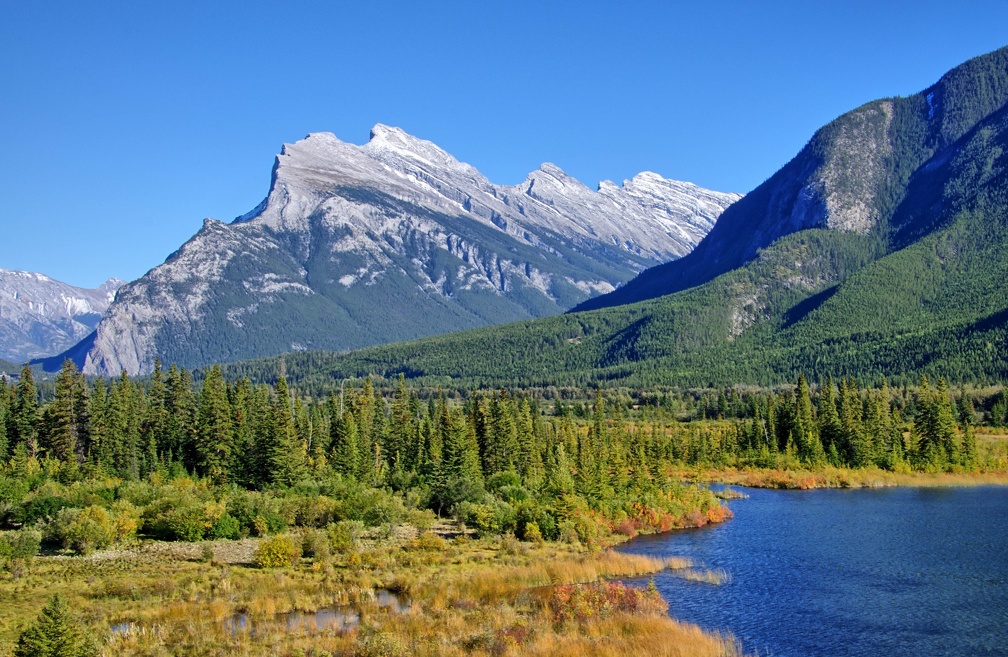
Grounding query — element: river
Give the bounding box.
[619,486,1008,657]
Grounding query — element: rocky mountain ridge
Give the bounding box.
[65,125,739,376]
[0,269,123,363]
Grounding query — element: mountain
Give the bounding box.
[65,125,740,376]
[575,46,1008,312]
[0,269,123,363]
[221,46,1008,390]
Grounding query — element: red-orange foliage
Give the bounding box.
[545,581,668,625]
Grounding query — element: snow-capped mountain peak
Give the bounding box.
[60,125,741,376]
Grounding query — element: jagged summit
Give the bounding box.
[0,268,123,363]
[60,125,740,376]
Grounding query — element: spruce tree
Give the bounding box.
[330,408,360,478]
[817,377,842,465]
[269,375,306,486]
[195,364,233,483]
[14,364,39,458]
[141,359,167,475]
[14,594,95,657]
[795,374,825,463]
[0,381,8,463]
[43,360,81,463]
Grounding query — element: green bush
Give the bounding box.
[253,534,301,568]
[16,495,70,526]
[300,528,330,561]
[65,506,115,555]
[165,504,209,542]
[209,513,241,540]
[327,520,364,554]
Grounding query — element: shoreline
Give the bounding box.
[673,466,1008,490]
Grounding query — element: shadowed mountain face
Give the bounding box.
[0,269,122,363]
[575,46,1008,313]
[230,46,1008,389]
[63,125,739,376]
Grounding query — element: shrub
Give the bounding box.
[16,495,70,526]
[110,500,140,543]
[164,504,209,542]
[410,531,447,552]
[301,528,330,561]
[328,520,364,554]
[65,505,115,554]
[253,535,301,568]
[521,521,543,543]
[208,513,241,540]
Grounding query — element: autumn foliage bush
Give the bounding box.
[253,534,301,568]
[545,581,668,624]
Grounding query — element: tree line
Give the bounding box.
[0,361,994,498]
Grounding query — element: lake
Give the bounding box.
[619,486,1008,657]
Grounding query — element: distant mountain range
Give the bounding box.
[228,45,1008,389]
[0,269,122,364]
[51,125,738,376]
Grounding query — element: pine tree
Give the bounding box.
[14,364,39,458]
[195,364,233,483]
[141,359,167,475]
[794,374,825,463]
[330,406,360,478]
[269,375,306,486]
[14,594,95,657]
[41,360,81,463]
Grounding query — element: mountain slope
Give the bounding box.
[66,125,739,376]
[0,269,122,363]
[220,46,1008,390]
[575,45,1008,312]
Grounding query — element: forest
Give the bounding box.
[1,358,1001,553]
[1,356,1006,655]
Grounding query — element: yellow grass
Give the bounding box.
[1,527,738,657]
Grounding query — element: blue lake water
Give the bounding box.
[619,486,1008,657]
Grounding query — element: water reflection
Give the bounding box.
[226,588,410,635]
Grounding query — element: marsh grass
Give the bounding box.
[0,526,739,657]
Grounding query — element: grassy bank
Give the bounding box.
[1,523,739,657]
[673,465,1008,490]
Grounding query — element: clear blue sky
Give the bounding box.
[2,1,1006,288]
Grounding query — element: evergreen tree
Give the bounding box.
[330,405,360,478]
[141,359,167,475]
[269,375,306,486]
[0,379,8,463]
[229,378,255,487]
[387,374,414,474]
[42,360,81,463]
[14,594,95,657]
[164,365,196,470]
[818,377,843,465]
[795,374,825,463]
[195,364,233,483]
[108,371,141,479]
[87,380,110,470]
[14,364,39,458]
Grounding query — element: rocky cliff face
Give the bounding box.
[71,125,740,376]
[575,46,1008,312]
[0,269,122,362]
